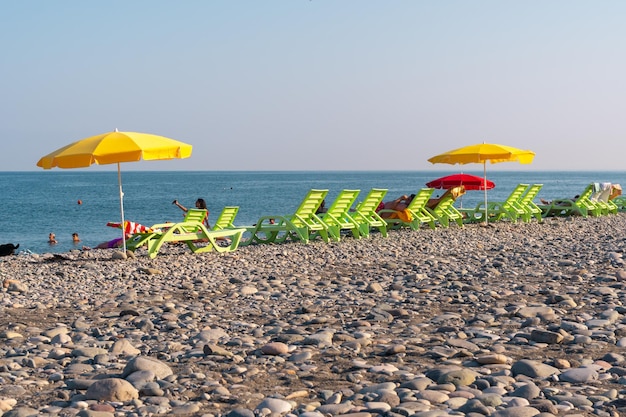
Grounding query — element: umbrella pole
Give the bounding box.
[483,162,488,224]
[117,162,127,254]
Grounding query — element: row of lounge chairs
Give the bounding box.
[124,182,623,258]
[539,182,621,218]
[462,183,544,223]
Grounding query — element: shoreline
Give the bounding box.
[1,215,626,416]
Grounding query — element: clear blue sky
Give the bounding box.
[2,1,625,171]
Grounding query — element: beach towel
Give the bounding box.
[106,221,153,234]
[610,184,622,200]
[387,209,412,222]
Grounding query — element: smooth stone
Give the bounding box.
[516,306,554,318]
[490,406,540,417]
[193,328,229,341]
[255,398,293,414]
[76,411,115,417]
[530,329,564,344]
[71,347,108,358]
[225,408,255,417]
[369,364,399,374]
[446,396,469,409]
[417,389,450,404]
[550,395,592,407]
[401,377,434,391]
[476,354,509,365]
[110,339,141,356]
[360,382,397,393]
[477,393,502,407]
[505,397,530,407]
[363,402,391,413]
[122,356,173,379]
[261,342,289,355]
[437,369,477,387]
[511,360,559,378]
[126,370,157,388]
[316,402,354,415]
[303,331,334,347]
[2,408,40,417]
[169,403,201,414]
[85,378,139,402]
[558,367,598,383]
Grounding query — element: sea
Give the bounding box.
[1,170,624,255]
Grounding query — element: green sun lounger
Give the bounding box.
[243,189,330,245]
[213,206,240,230]
[379,188,437,230]
[126,208,209,252]
[462,184,529,223]
[313,189,361,241]
[351,188,389,238]
[426,189,465,227]
[539,183,601,218]
[126,209,245,258]
[517,184,543,222]
[612,196,626,212]
[591,183,618,215]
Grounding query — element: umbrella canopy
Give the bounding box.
[427,143,535,166]
[37,130,192,169]
[426,173,495,191]
[37,130,193,251]
[427,143,535,223]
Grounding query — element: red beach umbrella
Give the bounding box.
[426,173,495,191]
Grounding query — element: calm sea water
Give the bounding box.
[1,170,624,255]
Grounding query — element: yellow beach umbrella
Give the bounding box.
[428,143,535,223]
[37,130,193,251]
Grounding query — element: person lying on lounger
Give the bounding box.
[378,194,415,218]
[426,186,466,209]
[540,195,579,205]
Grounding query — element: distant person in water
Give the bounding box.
[172,198,210,228]
[48,233,57,244]
[72,233,81,243]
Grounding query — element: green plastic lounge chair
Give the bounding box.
[591,183,618,215]
[539,183,601,218]
[517,184,543,222]
[462,184,529,223]
[126,209,245,258]
[243,189,330,245]
[612,196,626,212]
[379,188,437,230]
[126,208,209,252]
[351,188,389,238]
[587,183,608,215]
[426,187,465,227]
[212,206,239,230]
[312,189,361,241]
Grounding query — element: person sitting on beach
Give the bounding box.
[48,233,57,245]
[172,198,210,228]
[379,194,415,219]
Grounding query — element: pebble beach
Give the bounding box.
[2,215,626,417]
